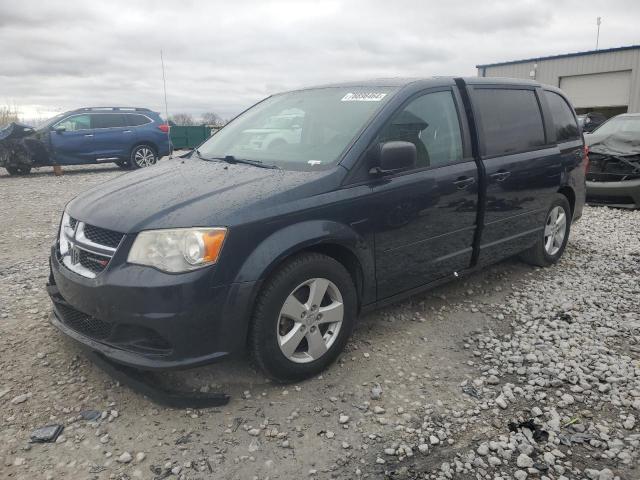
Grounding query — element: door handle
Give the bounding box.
[123,130,133,134]
[452,176,475,189]
[84,134,94,137]
[490,170,511,182]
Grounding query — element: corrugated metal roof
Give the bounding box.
[476,44,640,69]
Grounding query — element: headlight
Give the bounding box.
[127,228,227,273]
[58,211,72,255]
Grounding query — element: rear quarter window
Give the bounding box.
[474,88,546,156]
[544,91,580,142]
[125,114,152,126]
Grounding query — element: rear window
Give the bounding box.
[125,114,152,126]
[474,88,546,156]
[545,91,579,142]
[91,114,125,129]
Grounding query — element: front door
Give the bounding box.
[50,114,95,164]
[368,89,479,299]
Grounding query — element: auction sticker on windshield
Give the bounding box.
[341,92,387,102]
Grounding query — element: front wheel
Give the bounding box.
[249,253,357,383]
[129,145,157,169]
[6,166,32,175]
[521,194,571,267]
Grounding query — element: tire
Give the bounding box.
[521,193,571,267]
[6,166,31,175]
[129,145,157,169]
[249,253,357,383]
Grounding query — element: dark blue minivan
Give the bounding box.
[0,107,171,175]
[48,78,587,384]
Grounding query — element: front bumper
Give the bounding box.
[48,247,258,370]
[586,178,640,209]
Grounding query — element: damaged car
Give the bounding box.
[586,113,640,208]
[0,107,171,175]
[0,122,48,175]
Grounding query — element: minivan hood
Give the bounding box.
[67,158,339,233]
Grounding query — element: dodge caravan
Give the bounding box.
[48,77,586,382]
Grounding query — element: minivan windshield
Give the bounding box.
[593,115,640,135]
[196,87,397,170]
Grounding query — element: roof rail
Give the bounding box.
[75,107,152,113]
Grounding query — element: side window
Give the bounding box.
[56,114,91,131]
[474,88,546,156]
[125,114,152,126]
[377,91,463,169]
[545,91,580,142]
[91,114,125,129]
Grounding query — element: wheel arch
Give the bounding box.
[558,185,576,217]
[232,220,375,310]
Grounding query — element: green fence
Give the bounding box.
[170,126,213,149]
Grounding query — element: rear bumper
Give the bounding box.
[586,178,640,209]
[48,247,258,370]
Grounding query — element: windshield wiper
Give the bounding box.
[200,154,280,169]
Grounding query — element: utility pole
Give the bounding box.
[160,49,171,158]
[595,17,602,50]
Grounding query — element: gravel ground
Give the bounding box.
[1,164,639,480]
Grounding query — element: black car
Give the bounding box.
[48,77,586,383]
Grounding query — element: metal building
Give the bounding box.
[476,45,640,117]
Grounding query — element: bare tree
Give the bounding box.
[201,112,223,126]
[0,106,19,128]
[169,113,194,126]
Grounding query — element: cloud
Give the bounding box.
[1,0,639,121]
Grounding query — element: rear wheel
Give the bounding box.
[249,253,357,382]
[130,145,157,169]
[521,194,571,267]
[5,166,31,175]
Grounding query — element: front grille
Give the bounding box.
[83,224,124,248]
[79,250,111,274]
[55,303,114,341]
[587,154,640,182]
[59,216,123,278]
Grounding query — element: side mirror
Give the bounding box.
[53,126,66,134]
[370,141,417,175]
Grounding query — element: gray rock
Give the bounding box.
[117,452,132,463]
[516,453,533,468]
[514,470,527,480]
[10,393,31,404]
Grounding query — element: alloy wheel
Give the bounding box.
[544,205,567,256]
[277,278,344,364]
[134,147,157,168]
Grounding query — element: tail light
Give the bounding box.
[158,124,169,133]
[583,145,590,174]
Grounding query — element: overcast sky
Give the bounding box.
[1,0,639,121]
